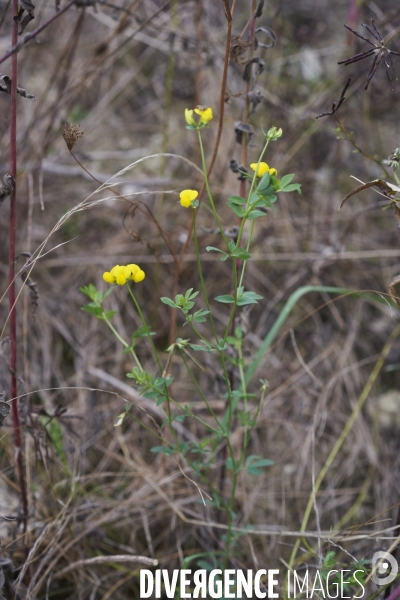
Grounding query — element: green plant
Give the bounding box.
[80,110,302,574]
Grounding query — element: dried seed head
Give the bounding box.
[63,123,84,151]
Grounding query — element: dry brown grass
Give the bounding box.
[1,0,400,598]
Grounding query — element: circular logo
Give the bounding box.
[372,551,398,586]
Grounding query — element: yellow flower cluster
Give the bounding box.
[185,106,213,126]
[103,264,145,286]
[179,189,198,208]
[250,162,278,177]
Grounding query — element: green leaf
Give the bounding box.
[151,446,174,455]
[249,192,259,204]
[216,340,227,351]
[174,414,186,422]
[131,325,155,340]
[227,202,246,218]
[160,297,177,308]
[279,173,294,188]
[250,196,267,208]
[237,291,263,306]
[143,390,159,399]
[104,310,116,319]
[256,172,271,192]
[193,309,209,323]
[234,247,251,260]
[257,184,276,197]
[247,210,266,220]
[245,455,274,475]
[280,183,302,194]
[227,195,246,205]
[189,343,214,352]
[251,195,277,208]
[44,418,68,467]
[206,246,227,257]
[82,305,104,317]
[215,294,235,303]
[185,288,199,300]
[80,284,98,301]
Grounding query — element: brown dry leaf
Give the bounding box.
[339,178,400,209]
[254,0,265,18]
[242,56,265,82]
[18,0,35,35]
[255,26,276,49]
[0,174,15,202]
[0,74,35,100]
[234,121,254,144]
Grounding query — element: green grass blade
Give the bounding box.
[244,285,394,385]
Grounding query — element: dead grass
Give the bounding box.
[1,0,400,597]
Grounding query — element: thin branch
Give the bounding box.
[0,0,77,66]
[9,0,29,539]
[316,78,351,118]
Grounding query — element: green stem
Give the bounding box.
[102,315,143,371]
[193,208,219,343]
[179,350,222,429]
[187,320,217,349]
[126,284,185,452]
[128,413,166,444]
[126,285,163,374]
[235,137,271,248]
[197,129,229,248]
[238,219,256,290]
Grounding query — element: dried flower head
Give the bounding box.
[338,14,400,90]
[63,123,84,151]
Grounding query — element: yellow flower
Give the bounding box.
[194,106,213,124]
[126,264,145,283]
[103,271,116,284]
[250,162,270,177]
[185,108,196,126]
[250,162,278,177]
[103,264,145,285]
[103,264,122,285]
[179,189,198,208]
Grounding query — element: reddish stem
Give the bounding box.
[9,0,28,533]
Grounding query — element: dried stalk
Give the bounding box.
[9,0,29,536]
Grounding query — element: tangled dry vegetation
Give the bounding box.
[1,0,400,598]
